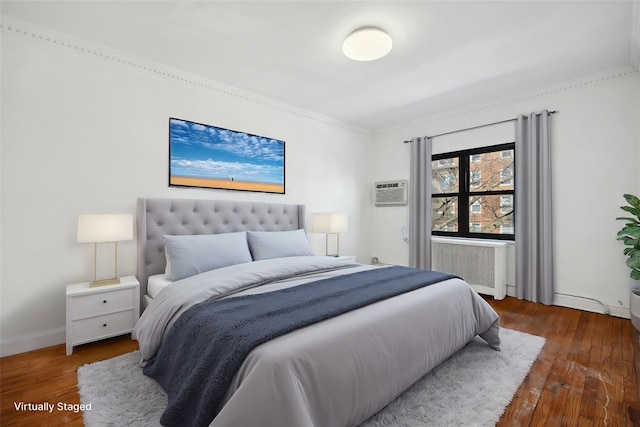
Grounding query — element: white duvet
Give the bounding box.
[133,256,500,427]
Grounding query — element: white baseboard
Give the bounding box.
[553,294,630,319]
[1,327,65,357]
[506,285,630,319]
[608,305,631,319]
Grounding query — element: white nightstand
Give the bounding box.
[336,255,357,263]
[66,276,140,355]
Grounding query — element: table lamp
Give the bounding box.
[312,213,348,256]
[77,214,133,287]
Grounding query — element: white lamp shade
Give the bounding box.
[343,28,392,61]
[77,214,133,243]
[312,213,348,234]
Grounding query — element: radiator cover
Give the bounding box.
[431,237,507,300]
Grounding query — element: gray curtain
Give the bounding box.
[409,136,432,270]
[515,110,554,304]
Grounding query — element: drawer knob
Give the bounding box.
[102,300,107,304]
[102,323,107,327]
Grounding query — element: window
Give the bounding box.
[470,200,482,214]
[470,171,481,188]
[500,195,513,215]
[500,224,514,234]
[431,143,515,240]
[500,167,514,186]
[438,173,455,191]
[437,158,454,168]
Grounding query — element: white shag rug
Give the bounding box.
[77,328,544,427]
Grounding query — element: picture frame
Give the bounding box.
[169,118,285,194]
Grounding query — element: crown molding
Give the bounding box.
[1,17,372,137]
[632,0,640,71]
[374,65,639,137]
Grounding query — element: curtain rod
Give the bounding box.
[403,110,558,143]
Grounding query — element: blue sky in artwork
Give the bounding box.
[169,118,285,184]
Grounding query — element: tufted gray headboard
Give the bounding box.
[136,197,306,301]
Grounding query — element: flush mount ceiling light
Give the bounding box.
[343,27,392,61]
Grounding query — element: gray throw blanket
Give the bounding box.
[143,266,457,427]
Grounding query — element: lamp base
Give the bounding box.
[90,278,121,287]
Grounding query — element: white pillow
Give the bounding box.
[164,232,252,281]
[247,229,314,261]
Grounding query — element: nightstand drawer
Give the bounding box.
[72,310,136,344]
[66,277,140,355]
[71,287,136,319]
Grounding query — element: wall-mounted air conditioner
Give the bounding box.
[375,180,408,206]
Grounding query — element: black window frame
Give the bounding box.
[432,142,515,241]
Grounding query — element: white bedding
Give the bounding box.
[134,257,500,427]
[147,274,172,299]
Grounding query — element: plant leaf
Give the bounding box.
[618,194,640,279]
[618,225,640,237]
[624,194,640,209]
[616,216,640,224]
[626,252,640,274]
[619,237,637,246]
[621,206,640,217]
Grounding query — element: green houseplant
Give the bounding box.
[616,194,640,280]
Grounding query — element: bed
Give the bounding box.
[133,197,501,427]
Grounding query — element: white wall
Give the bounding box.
[370,67,640,318]
[0,23,373,356]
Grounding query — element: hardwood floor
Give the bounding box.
[1,336,138,426]
[490,297,640,427]
[1,297,639,426]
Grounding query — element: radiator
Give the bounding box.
[431,237,507,300]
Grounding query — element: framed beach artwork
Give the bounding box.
[169,118,285,194]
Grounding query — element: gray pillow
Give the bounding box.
[247,229,314,261]
[164,232,252,281]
